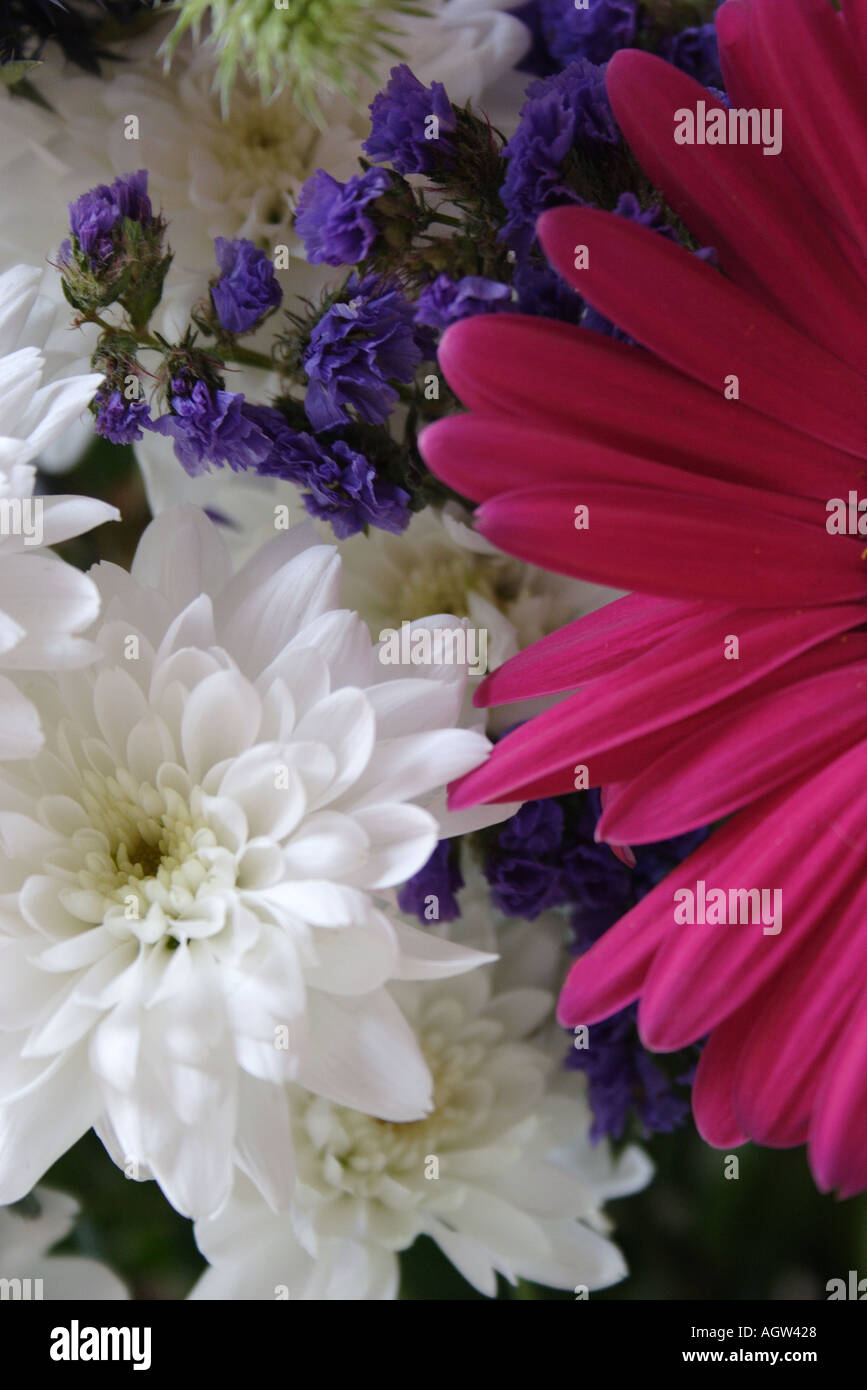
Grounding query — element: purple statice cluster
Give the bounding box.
[77,0,729,535]
[363,64,458,175]
[571,1010,696,1143]
[211,237,283,335]
[399,787,709,1143]
[541,0,638,72]
[65,168,154,265]
[499,59,618,258]
[658,16,725,90]
[250,403,411,538]
[302,275,429,432]
[512,0,724,90]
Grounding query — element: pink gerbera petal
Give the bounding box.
[474,594,709,706]
[538,206,867,455]
[692,1012,752,1149]
[638,742,867,1051]
[598,643,867,841]
[475,483,863,606]
[809,984,867,1198]
[605,49,867,360]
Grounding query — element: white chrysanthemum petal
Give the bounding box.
[0,610,25,657]
[300,990,432,1122]
[30,1253,128,1301]
[390,919,495,981]
[217,745,305,841]
[349,728,491,808]
[219,541,342,674]
[0,678,42,758]
[132,505,232,610]
[235,1073,295,1213]
[0,554,103,672]
[346,804,438,889]
[285,610,377,690]
[16,375,102,463]
[0,1053,98,1205]
[303,914,399,998]
[36,495,124,549]
[0,266,42,350]
[180,670,262,781]
[0,267,116,744]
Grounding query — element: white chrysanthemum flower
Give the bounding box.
[0,4,528,325]
[0,1187,127,1300]
[0,505,504,1220]
[190,888,651,1300]
[0,263,116,757]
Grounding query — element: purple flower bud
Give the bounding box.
[66,170,154,265]
[94,388,152,444]
[210,238,283,335]
[363,64,457,176]
[294,167,391,268]
[414,274,513,330]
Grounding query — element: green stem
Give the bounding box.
[426,212,464,229]
[221,344,275,372]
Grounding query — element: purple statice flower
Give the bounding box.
[112,168,152,224]
[659,22,724,90]
[539,0,638,67]
[414,274,513,330]
[567,1007,692,1142]
[302,276,423,431]
[566,788,711,950]
[149,377,273,477]
[210,238,282,335]
[93,388,151,445]
[248,406,411,538]
[397,840,465,923]
[512,257,584,325]
[295,167,391,268]
[67,170,153,264]
[511,1,558,77]
[499,61,619,257]
[363,64,457,176]
[484,799,570,919]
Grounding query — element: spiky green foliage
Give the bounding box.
[163,0,430,120]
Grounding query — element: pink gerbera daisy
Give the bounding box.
[419,0,867,1195]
